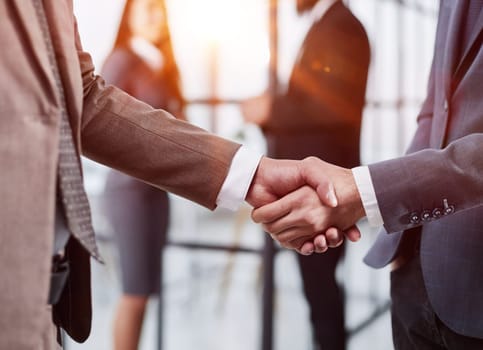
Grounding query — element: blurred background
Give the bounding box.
[69,0,439,349]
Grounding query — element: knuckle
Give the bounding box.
[303,211,316,225]
[293,189,309,206]
[304,156,318,164]
[304,210,322,231]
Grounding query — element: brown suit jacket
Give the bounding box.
[0,1,239,348]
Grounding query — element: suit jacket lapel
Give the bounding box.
[442,0,467,97]
[453,9,483,87]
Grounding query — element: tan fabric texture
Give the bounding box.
[0,1,240,348]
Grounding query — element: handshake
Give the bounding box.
[246,156,366,255]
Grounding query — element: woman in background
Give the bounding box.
[101,0,185,349]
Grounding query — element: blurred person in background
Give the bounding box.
[242,0,370,349]
[100,0,185,349]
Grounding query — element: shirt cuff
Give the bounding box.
[352,166,384,227]
[216,146,263,211]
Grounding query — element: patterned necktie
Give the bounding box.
[32,0,103,262]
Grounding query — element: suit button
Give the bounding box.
[444,205,455,215]
[442,198,455,215]
[443,99,449,112]
[409,212,420,224]
[421,210,432,222]
[432,208,443,218]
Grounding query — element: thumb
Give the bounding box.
[301,157,338,208]
[316,181,338,208]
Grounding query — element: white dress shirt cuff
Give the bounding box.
[216,146,263,211]
[352,166,384,227]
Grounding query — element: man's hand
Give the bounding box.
[245,157,337,207]
[245,157,338,254]
[251,157,366,253]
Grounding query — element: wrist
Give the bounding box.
[339,168,365,221]
[245,157,269,207]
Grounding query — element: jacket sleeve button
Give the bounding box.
[442,198,455,215]
[444,205,455,215]
[432,208,443,218]
[409,212,420,224]
[421,210,432,222]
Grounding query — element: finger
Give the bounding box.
[263,197,330,236]
[262,213,302,235]
[313,234,328,253]
[252,186,316,226]
[251,199,291,224]
[325,227,345,248]
[286,235,314,251]
[299,241,315,256]
[267,233,307,254]
[267,226,314,245]
[262,208,321,235]
[344,225,362,242]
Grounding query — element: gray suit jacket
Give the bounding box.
[364,0,483,338]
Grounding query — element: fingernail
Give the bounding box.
[355,232,362,241]
[301,246,314,255]
[327,183,338,207]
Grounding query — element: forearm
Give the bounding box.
[74,21,245,209]
[352,106,434,228]
[81,77,240,209]
[370,133,483,233]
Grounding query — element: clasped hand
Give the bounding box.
[246,156,366,255]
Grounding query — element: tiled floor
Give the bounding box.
[65,189,393,350]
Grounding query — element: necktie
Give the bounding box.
[32,0,103,262]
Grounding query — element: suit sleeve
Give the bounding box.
[73,21,240,210]
[365,32,480,233]
[369,133,483,233]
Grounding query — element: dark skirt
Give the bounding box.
[103,169,169,296]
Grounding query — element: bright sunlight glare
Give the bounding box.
[177,0,260,45]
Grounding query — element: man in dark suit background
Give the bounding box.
[253,1,483,348]
[243,0,370,348]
